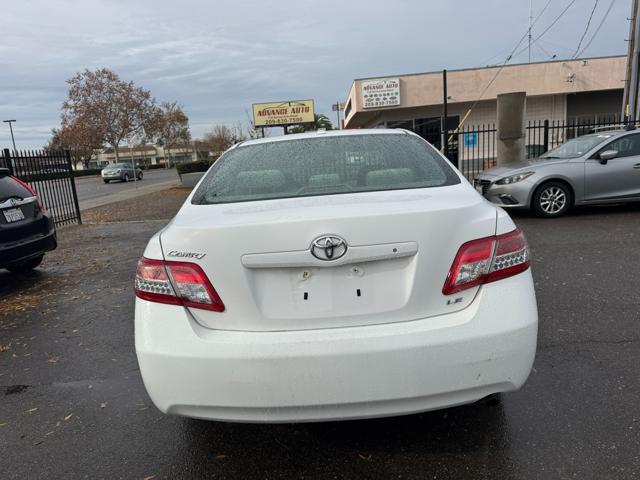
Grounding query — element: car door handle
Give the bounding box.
[634,163,640,169]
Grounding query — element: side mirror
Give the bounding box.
[598,150,618,164]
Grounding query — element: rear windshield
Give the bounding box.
[0,176,31,202]
[192,133,460,205]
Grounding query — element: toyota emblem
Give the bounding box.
[310,235,348,261]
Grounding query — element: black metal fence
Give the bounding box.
[1,149,82,226]
[446,116,638,180]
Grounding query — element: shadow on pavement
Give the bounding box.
[175,401,515,479]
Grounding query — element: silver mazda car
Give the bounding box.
[474,129,640,217]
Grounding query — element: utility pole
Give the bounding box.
[332,101,344,129]
[623,0,640,124]
[440,69,449,161]
[3,120,17,151]
[528,0,533,63]
[624,0,640,124]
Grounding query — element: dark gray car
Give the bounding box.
[101,162,143,183]
[474,129,640,217]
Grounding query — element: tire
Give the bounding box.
[477,392,502,407]
[532,181,572,218]
[137,172,143,181]
[123,173,130,182]
[7,254,44,273]
[103,179,109,184]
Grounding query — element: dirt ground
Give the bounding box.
[81,187,191,223]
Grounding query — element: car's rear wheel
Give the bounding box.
[123,173,130,182]
[103,179,110,184]
[532,181,572,218]
[137,172,143,180]
[7,254,44,273]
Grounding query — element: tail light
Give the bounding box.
[443,228,530,295]
[12,176,44,212]
[135,257,225,312]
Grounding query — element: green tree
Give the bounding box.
[288,114,333,133]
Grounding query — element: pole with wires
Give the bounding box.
[627,0,640,124]
[528,0,534,63]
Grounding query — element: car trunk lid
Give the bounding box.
[160,185,497,331]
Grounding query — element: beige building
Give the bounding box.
[343,55,626,159]
[90,144,201,169]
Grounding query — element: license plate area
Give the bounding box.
[248,256,415,320]
[3,207,25,223]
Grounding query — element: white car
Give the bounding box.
[135,129,538,423]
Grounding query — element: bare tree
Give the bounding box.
[150,101,191,167]
[62,68,156,161]
[45,121,102,169]
[198,124,244,157]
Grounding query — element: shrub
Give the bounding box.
[73,168,102,177]
[176,160,212,175]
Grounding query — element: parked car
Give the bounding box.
[101,162,143,183]
[0,168,56,272]
[134,129,538,423]
[474,129,640,217]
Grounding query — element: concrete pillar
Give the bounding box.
[497,92,526,166]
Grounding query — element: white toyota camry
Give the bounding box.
[135,129,538,423]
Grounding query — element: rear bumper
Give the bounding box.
[135,272,538,423]
[0,223,57,268]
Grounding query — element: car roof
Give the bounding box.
[237,128,410,148]
[581,128,635,138]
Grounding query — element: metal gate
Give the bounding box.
[1,148,82,226]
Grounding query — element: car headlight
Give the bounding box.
[496,172,534,185]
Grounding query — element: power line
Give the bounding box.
[462,0,561,114]
[575,0,617,58]
[442,0,556,139]
[573,0,599,58]
[448,0,575,138]
[479,0,553,67]
[513,0,578,59]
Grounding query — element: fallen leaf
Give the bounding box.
[214,454,226,459]
[27,407,38,413]
[358,453,372,461]
[0,423,7,427]
[64,414,73,421]
[143,476,156,480]
[100,401,108,409]
[47,356,59,364]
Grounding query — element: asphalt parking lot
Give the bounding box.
[75,168,180,208]
[1,199,639,480]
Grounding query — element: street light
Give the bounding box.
[3,120,17,152]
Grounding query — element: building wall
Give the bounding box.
[566,89,623,121]
[345,56,626,128]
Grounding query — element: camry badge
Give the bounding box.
[311,235,347,261]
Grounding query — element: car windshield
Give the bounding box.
[192,133,460,205]
[109,163,128,168]
[539,134,613,159]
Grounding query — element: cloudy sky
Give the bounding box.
[0,0,630,148]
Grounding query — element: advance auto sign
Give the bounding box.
[252,100,315,127]
[362,78,401,109]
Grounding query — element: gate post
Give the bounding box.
[496,92,526,166]
[64,149,82,225]
[2,148,13,175]
[543,120,549,153]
